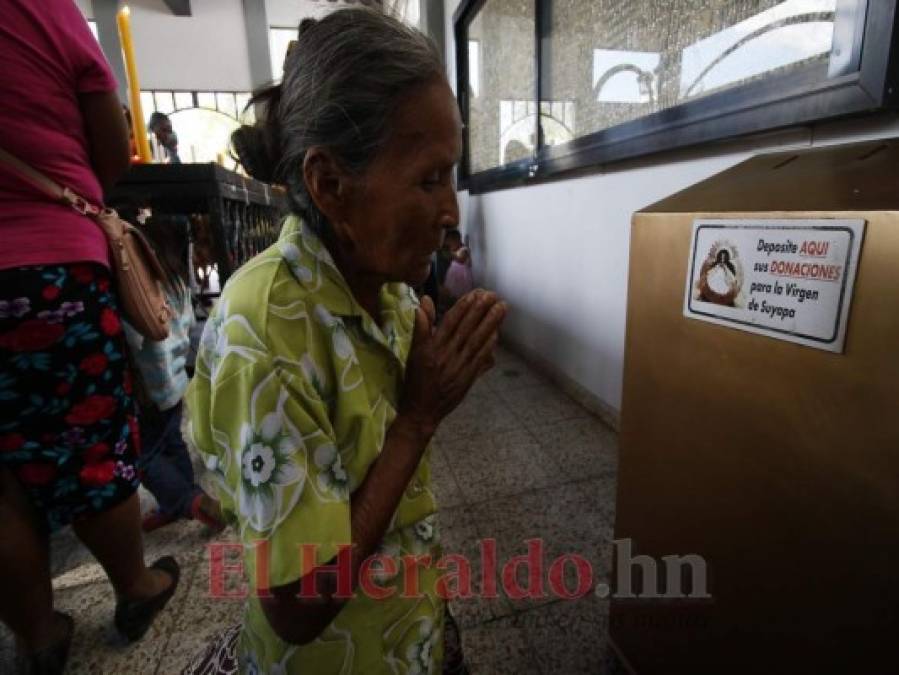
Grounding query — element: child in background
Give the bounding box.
[442,229,474,303]
[122,215,225,532]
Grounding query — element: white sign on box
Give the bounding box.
[683,219,866,352]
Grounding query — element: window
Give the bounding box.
[466,0,537,174]
[139,90,253,169]
[268,2,420,82]
[454,0,899,192]
[269,26,297,81]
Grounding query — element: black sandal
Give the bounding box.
[16,611,74,675]
[114,555,181,643]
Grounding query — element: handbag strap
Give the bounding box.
[0,145,103,217]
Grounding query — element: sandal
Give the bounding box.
[16,611,74,675]
[114,556,180,643]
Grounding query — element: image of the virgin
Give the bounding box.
[715,248,736,275]
[697,246,738,306]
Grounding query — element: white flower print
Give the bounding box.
[280,242,300,263]
[237,412,304,532]
[59,301,84,317]
[242,443,275,487]
[371,541,402,582]
[199,304,227,377]
[314,304,337,328]
[332,326,355,360]
[313,443,349,498]
[414,515,436,544]
[242,651,261,675]
[37,309,67,324]
[300,353,326,397]
[280,242,314,283]
[0,298,30,319]
[405,619,438,675]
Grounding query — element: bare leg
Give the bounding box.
[0,468,69,652]
[72,492,172,601]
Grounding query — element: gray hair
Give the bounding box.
[232,8,445,238]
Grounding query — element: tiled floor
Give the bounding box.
[0,347,622,674]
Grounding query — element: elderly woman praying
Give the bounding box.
[183,8,506,675]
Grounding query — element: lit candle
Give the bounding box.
[116,6,152,163]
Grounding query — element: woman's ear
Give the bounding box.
[303,148,361,252]
[303,147,343,224]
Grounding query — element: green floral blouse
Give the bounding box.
[187,216,445,674]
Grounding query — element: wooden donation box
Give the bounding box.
[611,139,899,674]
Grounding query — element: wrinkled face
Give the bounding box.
[339,77,462,286]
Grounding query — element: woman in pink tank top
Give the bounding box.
[0,2,179,671]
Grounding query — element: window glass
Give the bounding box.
[169,108,240,168]
[396,0,421,27]
[466,0,537,174]
[197,92,217,110]
[216,92,238,119]
[236,93,253,122]
[545,0,837,141]
[154,91,175,115]
[174,92,194,111]
[139,91,155,121]
[269,27,297,81]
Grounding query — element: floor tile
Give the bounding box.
[439,506,514,628]
[431,443,466,509]
[498,383,591,431]
[141,517,225,568]
[440,429,560,505]
[154,557,246,673]
[55,556,194,675]
[459,615,540,675]
[471,481,616,611]
[435,389,520,443]
[515,593,611,674]
[529,416,619,482]
[481,352,548,392]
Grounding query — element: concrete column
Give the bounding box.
[93,0,128,102]
[242,0,274,89]
[421,0,446,63]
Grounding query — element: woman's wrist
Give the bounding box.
[391,411,436,447]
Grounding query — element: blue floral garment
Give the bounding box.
[0,263,141,532]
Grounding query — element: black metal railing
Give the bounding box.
[109,163,287,297]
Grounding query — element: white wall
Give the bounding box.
[266,0,335,27]
[266,0,421,29]
[445,0,899,420]
[75,0,94,19]
[129,0,252,91]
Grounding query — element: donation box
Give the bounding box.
[610,139,899,674]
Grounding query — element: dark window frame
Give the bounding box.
[453,0,899,194]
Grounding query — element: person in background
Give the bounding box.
[147,112,181,164]
[0,2,179,672]
[441,229,474,303]
[122,215,225,533]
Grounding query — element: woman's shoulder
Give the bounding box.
[212,240,333,355]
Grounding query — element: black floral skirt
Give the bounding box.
[0,263,141,532]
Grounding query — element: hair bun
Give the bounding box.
[298,18,317,36]
[231,83,283,183]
